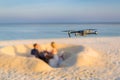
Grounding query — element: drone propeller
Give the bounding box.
[62,30,75,32]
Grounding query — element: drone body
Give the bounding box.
[63,29,98,37]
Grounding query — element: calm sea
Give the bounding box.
[0,24,120,40]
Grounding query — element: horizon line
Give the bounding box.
[0,22,120,25]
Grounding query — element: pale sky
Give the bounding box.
[0,0,120,23]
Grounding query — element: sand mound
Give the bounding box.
[0,54,52,72]
[0,43,105,73]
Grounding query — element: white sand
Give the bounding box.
[0,37,120,80]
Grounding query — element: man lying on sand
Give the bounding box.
[31,43,53,63]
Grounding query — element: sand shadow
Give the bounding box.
[58,45,85,67]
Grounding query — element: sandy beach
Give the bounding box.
[0,37,120,80]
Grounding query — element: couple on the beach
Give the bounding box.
[31,42,64,67]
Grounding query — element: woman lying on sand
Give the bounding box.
[49,41,65,67]
[49,42,59,67]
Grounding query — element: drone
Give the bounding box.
[62,29,98,37]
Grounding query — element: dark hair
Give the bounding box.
[51,41,55,45]
[33,43,37,47]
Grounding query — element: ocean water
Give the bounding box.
[0,24,120,40]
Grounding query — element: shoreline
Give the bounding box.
[0,36,120,45]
